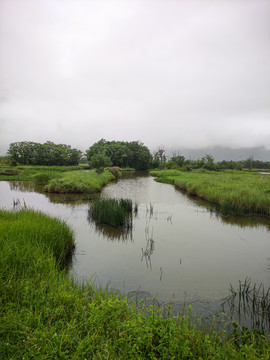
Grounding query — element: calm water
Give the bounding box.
[0,172,269,325]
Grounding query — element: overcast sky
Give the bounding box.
[0,0,269,157]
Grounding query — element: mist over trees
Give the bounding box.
[86,139,152,170]
[164,154,270,171]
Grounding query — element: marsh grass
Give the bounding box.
[151,169,270,218]
[0,168,20,176]
[1,209,269,359]
[88,198,133,228]
[33,171,62,185]
[45,169,115,193]
[0,165,87,181]
[222,278,270,332]
[0,209,75,266]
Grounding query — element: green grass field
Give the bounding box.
[1,208,269,359]
[150,169,270,218]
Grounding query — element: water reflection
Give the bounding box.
[141,219,155,269]
[1,174,270,333]
[9,180,43,193]
[6,178,270,230]
[177,188,270,230]
[221,279,270,332]
[219,214,270,230]
[47,193,99,206]
[87,210,133,242]
[8,180,100,206]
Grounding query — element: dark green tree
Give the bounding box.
[86,139,152,170]
[7,141,82,166]
[89,152,112,174]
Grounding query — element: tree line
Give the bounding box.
[5,139,153,170]
[163,153,270,170]
[4,140,270,170]
[7,141,82,166]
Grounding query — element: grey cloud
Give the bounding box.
[0,0,269,157]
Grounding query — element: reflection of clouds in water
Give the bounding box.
[1,175,269,307]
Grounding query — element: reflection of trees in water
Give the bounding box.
[87,210,133,242]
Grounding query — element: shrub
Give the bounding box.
[108,166,121,178]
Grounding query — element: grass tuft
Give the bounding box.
[88,198,133,228]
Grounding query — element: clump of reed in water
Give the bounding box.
[88,198,133,228]
[222,278,270,332]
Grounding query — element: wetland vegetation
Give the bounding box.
[88,198,133,228]
[150,169,270,218]
[1,140,270,358]
[1,208,269,359]
[45,169,115,194]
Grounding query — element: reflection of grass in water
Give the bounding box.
[89,221,133,242]
[151,169,270,218]
[88,198,133,229]
[222,278,270,332]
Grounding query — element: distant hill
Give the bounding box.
[167,146,270,162]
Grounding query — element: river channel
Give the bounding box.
[1,171,269,329]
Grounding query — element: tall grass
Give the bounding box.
[0,209,75,266]
[151,169,270,218]
[1,209,269,359]
[45,169,115,193]
[88,198,133,228]
[222,278,270,332]
[33,171,62,185]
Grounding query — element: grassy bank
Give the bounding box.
[150,169,270,218]
[0,165,88,181]
[1,208,269,359]
[0,165,117,194]
[45,169,115,193]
